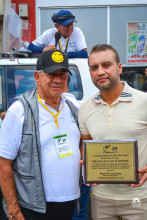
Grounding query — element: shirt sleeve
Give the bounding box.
[63,93,81,110]
[74,27,87,51]
[78,104,89,135]
[32,29,53,48]
[0,101,24,160]
[67,50,88,58]
[28,43,43,53]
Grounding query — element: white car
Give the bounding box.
[0,57,98,128]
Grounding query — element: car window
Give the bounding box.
[6,66,36,103]
[69,65,83,100]
[121,66,145,90]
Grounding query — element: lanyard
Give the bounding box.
[38,94,63,128]
[59,39,69,53]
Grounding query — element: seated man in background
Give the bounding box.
[28,10,88,58]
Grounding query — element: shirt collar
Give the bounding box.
[93,81,133,104]
[38,95,65,106]
[63,93,75,99]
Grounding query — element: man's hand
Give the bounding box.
[43,45,57,52]
[126,165,147,187]
[0,111,6,120]
[13,210,25,220]
[16,210,26,220]
[16,212,25,220]
[8,209,25,220]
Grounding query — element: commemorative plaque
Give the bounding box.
[83,140,139,184]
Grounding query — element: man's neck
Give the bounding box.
[45,97,61,106]
[39,94,61,111]
[46,98,61,112]
[62,34,70,39]
[100,82,124,105]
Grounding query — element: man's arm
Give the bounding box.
[28,43,88,58]
[28,43,57,53]
[28,43,44,53]
[80,134,92,159]
[28,29,53,53]
[0,157,25,219]
[67,49,88,58]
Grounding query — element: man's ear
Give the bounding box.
[118,63,123,76]
[55,23,59,31]
[34,71,40,86]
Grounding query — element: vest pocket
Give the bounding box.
[17,133,35,174]
[14,169,36,206]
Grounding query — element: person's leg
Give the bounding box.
[46,200,75,220]
[21,200,75,220]
[21,206,45,220]
[116,198,147,220]
[72,183,90,220]
[90,194,120,220]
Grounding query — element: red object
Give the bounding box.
[11,0,36,42]
[128,60,147,63]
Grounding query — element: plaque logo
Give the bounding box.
[103,145,118,153]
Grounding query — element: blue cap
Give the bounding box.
[52,10,76,26]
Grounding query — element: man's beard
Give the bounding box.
[93,75,119,91]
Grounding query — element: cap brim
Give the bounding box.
[57,19,75,26]
[43,66,72,75]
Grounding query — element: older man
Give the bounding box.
[79,44,147,220]
[0,50,81,220]
[28,10,88,58]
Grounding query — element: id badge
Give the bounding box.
[53,134,73,158]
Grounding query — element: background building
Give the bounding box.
[35,0,147,66]
[1,0,147,67]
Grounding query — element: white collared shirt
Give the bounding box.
[0,95,81,202]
